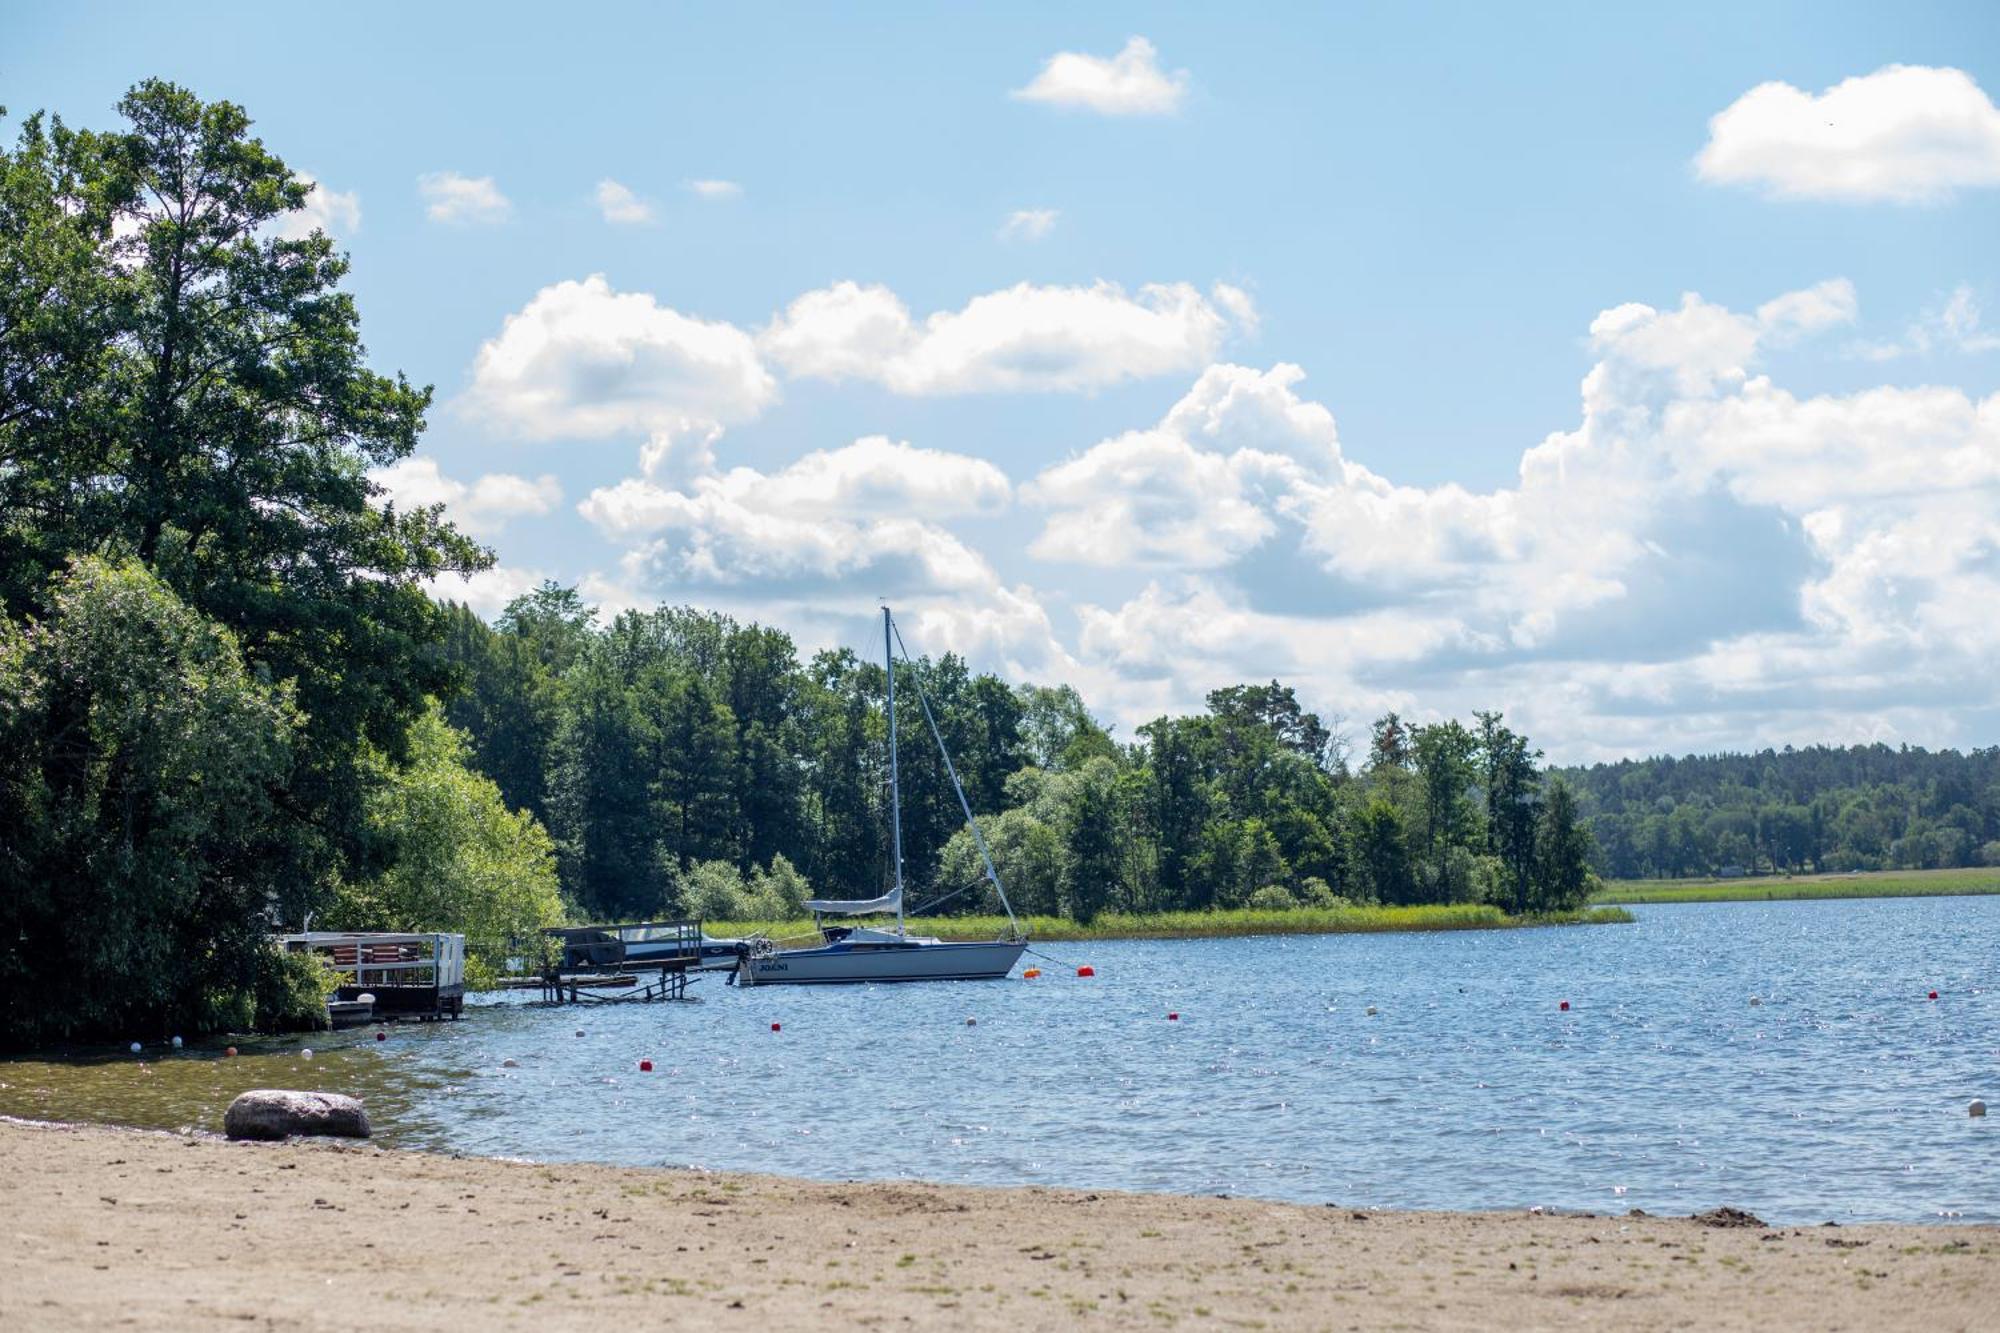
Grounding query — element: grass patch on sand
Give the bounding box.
[1594,865,2000,905]
[706,902,1631,943]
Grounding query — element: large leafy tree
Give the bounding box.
[0,560,300,1045]
[330,704,567,978]
[1,83,486,899]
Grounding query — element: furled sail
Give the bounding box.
[803,887,903,917]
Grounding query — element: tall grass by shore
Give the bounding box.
[1594,865,2000,905]
[706,902,1632,943]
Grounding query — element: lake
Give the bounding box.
[3,897,1993,1223]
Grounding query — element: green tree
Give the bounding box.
[330,704,566,981]
[1,83,486,894]
[1060,757,1125,922]
[1353,798,1414,904]
[0,559,300,1045]
[1532,777,1594,912]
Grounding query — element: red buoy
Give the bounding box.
[1167,1012,1180,1021]
[375,1030,387,1041]
[771,1022,781,1032]
[1928,991,1939,1000]
[639,1059,653,1072]
[224,1046,237,1058]
[1559,1000,1570,1012]
[1077,965,1096,977]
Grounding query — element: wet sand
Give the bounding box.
[3,1117,1994,1330]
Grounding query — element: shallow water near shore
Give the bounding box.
[4,897,1994,1223]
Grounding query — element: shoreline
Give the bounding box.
[5,1118,1994,1330]
[708,903,1633,944]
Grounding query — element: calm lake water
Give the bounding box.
[4,898,1994,1223]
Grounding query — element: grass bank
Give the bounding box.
[708,902,1632,942]
[1594,865,2000,905]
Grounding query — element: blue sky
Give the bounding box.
[8,2,2000,760]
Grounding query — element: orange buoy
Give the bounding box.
[1559,1000,1570,1012]
[639,1059,653,1072]
[224,1046,237,1057]
[1023,967,1041,979]
[1077,965,1096,977]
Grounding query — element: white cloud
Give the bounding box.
[580,435,1009,545]
[426,564,550,617]
[1849,285,2000,360]
[460,274,775,440]
[271,175,360,241]
[595,178,654,225]
[1013,36,1188,117]
[1028,279,2000,757]
[419,171,512,224]
[1000,208,1059,241]
[1697,65,2000,202]
[686,179,743,200]
[760,278,1253,394]
[371,456,562,536]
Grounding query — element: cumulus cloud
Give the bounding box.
[460,275,775,440]
[1000,208,1059,241]
[426,564,552,617]
[686,179,743,200]
[419,171,512,224]
[1696,65,2000,202]
[595,179,654,225]
[760,278,1252,394]
[1013,36,1188,116]
[1032,279,2000,757]
[371,456,562,536]
[271,175,360,241]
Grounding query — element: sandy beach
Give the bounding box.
[2,1118,1994,1330]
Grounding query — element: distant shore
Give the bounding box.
[708,903,1632,944]
[3,1118,1993,1331]
[1595,866,2000,906]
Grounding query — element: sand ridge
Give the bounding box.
[2,1118,1995,1330]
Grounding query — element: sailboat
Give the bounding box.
[735,608,1028,986]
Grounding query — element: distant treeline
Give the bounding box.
[440,591,1599,926]
[1559,746,2000,879]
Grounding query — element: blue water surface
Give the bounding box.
[370,899,1998,1223]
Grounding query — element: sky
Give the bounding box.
[7,2,2000,762]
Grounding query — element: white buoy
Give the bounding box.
[575,1029,586,1038]
[129,1041,142,1054]
[1972,1099,1988,1118]
[1748,996,1762,1007]
[300,1048,313,1060]
[965,1017,977,1026]
[1366,1005,1379,1017]
[171,1035,184,1048]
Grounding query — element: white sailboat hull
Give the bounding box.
[737,938,1027,986]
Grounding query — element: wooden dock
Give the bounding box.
[534,920,739,1004]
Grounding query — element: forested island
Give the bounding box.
[2,83,1992,1048]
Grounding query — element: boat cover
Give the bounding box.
[803,887,903,916]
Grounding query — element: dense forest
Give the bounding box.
[439,590,1598,926]
[1561,746,2000,879]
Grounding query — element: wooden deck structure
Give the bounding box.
[281,931,468,1020]
[537,920,730,1003]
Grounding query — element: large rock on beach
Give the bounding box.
[223,1090,370,1141]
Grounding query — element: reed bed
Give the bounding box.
[706,903,1632,943]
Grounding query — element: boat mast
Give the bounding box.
[885,606,906,938]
